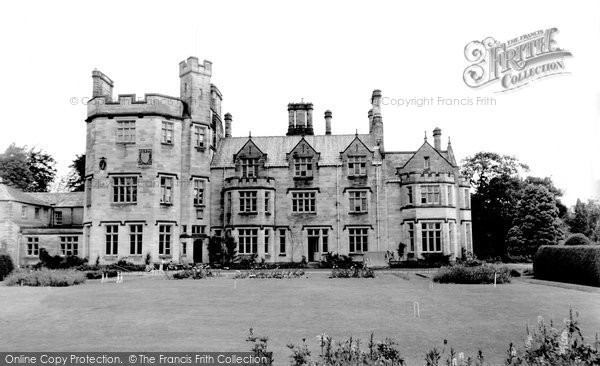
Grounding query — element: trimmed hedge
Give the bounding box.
[534,245,600,287]
[0,253,14,280]
[433,264,511,284]
[564,233,592,246]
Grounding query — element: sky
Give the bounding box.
[0,0,598,206]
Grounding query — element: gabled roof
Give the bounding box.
[233,138,265,159]
[29,192,85,207]
[0,184,51,206]
[212,134,375,168]
[399,140,456,169]
[340,135,374,155]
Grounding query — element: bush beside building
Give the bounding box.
[534,245,600,287]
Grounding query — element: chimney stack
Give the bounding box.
[370,90,384,151]
[368,109,373,133]
[433,127,442,150]
[324,110,332,135]
[286,102,315,136]
[91,69,114,101]
[224,113,232,138]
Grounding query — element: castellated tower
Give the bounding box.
[83,57,221,265]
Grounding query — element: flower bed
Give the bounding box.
[5,269,86,287]
[330,266,375,278]
[233,269,306,279]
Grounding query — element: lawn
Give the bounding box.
[1,272,599,365]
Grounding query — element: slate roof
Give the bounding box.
[29,192,85,207]
[0,184,51,206]
[211,134,378,168]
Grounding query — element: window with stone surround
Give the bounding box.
[161,121,174,144]
[241,158,258,177]
[420,185,440,205]
[26,237,39,256]
[424,156,430,169]
[105,225,118,255]
[193,179,205,206]
[239,191,258,213]
[113,176,137,203]
[129,224,143,255]
[448,186,453,206]
[238,228,258,254]
[264,229,270,254]
[294,157,313,177]
[349,190,368,213]
[264,191,271,213]
[464,189,471,209]
[54,211,63,225]
[421,222,442,252]
[349,228,368,253]
[21,205,27,219]
[34,207,40,219]
[408,223,415,252]
[194,125,206,148]
[160,177,173,204]
[159,225,172,256]
[407,186,413,205]
[292,191,316,213]
[192,225,205,235]
[348,156,367,176]
[279,229,286,255]
[60,236,78,256]
[322,229,329,253]
[116,120,135,143]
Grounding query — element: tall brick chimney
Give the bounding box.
[224,113,232,138]
[324,110,332,135]
[225,113,233,138]
[433,127,442,151]
[371,90,384,151]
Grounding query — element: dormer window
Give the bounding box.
[241,158,258,177]
[294,157,313,177]
[424,156,430,169]
[348,156,366,176]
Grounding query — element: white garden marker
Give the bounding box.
[494,272,497,287]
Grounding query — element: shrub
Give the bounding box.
[109,260,146,272]
[0,252,14,280]
[534,245,600,286]
[5,269,86,286]
[564,233,592,246]
[286,333,405,366]
[37,248,87,269]
[233,269,306,279]
[170,266,216,280]
[330,266,375,278]
[320,253,362,269]
[433,264,511,284]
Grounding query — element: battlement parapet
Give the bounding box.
[86,93,184,121]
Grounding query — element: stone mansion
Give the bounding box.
[1,57,472,266]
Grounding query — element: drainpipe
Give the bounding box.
[336,163,340,254]
[373,161,381,252]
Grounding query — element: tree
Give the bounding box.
[566,199,600,242]
[66,154,86,192]
[461,152,529,190]
[0,144,33,190]
[0,144,56,192]
[506,184,563,259]
[207,235,237,265]
[27,147,57,192]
